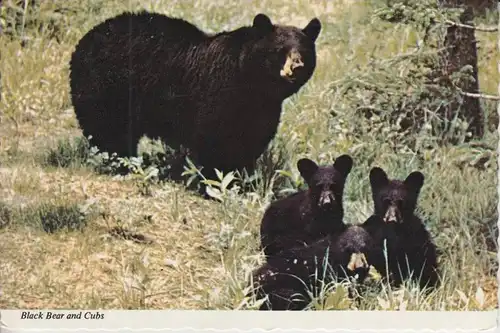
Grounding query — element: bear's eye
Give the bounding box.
[309,185,321,193]
[329,185,341,195]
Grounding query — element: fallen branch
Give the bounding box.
[457,89,500,101]
[445,20,498,32]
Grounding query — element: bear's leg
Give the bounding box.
[258,288,309,311]
[389,260,405,288]
[262,234,309,258]
[189,136,257,198]
[367,254,401,288]
[88,130,139,158]
[185,147,225,199]
[390,248,439,290]
[418,265,440,290]
[409,250,439,290]
[76,95,142,158]
[263,288,310,310]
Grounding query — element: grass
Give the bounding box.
[0,0,498,310]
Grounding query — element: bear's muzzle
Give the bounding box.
[280,49,304,81]
[383,204,402,224]
[347,252,369,279]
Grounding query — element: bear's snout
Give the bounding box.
[347,252,369,278]
[318,190,335,208]
[383,204,401,224]
[279,49,304,81]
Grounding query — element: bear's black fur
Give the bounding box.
[69,11,321,181]
[260,155,353,257]
[363,167,440,290]
[253,224,383,310]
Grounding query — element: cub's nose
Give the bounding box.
[347,252,369,280]
[383,205,400,224]
[318,191,334,207]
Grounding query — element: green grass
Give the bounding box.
[0,199,92,233]
[0,0,497,310]
[39,136,91,169]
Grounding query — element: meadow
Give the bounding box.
[0,0,498,310]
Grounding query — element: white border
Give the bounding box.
[0,310,498,332]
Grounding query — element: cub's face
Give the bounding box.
[369,167,425,224]
[249,14,321,95]
[335,226,373,280]
[297,155,353,215]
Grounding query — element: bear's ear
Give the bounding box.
[333,154,353,178]
[404,171,425,193]
[303,18,321,42]
[253,14,274,35]
[369,167,389,191]
[297,158,319,182]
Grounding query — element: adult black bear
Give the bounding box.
[69,11,321,180]
[253,224,382,310]
[363,167,440,290]
[260,155,353,257]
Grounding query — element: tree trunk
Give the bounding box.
[469,0,497,14]
[439,1,484,139]
[497,0,500,136]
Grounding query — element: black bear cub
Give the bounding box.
[253,224,381,310]
[363,167,439,289]
[260,155,353,257]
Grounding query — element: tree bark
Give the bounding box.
[439,1,484,139]
[497,0,500,136]
[469,0,497,14]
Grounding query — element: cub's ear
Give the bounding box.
[369,167,389,191]
[303,18,321,42]
[333,154,353,178]
[404,171,425,194]
[297,158,319,182]
[253,14,274,35]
